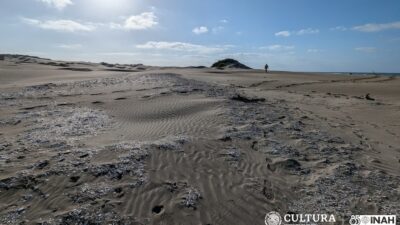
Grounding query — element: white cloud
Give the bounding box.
[354,47,377,53]
[136,41,225,54]
[261,45,295,51]
[330,26,347,31]
[275,31,291,37]
[98,52,141,56]
[21,12,158,33]
[193,26,209,35]
[353,21,400,32]
[57,44,82,49]
[38,0,73,10]
[220,19,229,23]
[217,44,235,49]
[275,28,319,37]
[123,12,158,30]
[307,49,322,53]
[296,28,319,35]
[21,17,95,32]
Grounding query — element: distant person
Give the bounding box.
[265,64,269,73]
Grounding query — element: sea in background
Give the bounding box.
[324,72,400,77]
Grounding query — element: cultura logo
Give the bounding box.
[265,211,336,225]
[265,211,282,225]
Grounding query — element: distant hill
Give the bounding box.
[0,54,152,72]
[211,58,251,69]
[0,54,49,62]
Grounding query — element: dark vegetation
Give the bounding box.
[59,67,93,72]
[211,58,251,69]
[230,94,266,103]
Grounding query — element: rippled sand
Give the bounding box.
[0,55,399,224]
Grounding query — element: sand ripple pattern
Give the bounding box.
[108,95,225,140]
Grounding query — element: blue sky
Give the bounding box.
[1,0,400,72]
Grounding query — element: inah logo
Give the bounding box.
[265,211,282,225]
[349,215,396,225]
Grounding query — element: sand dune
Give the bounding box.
[0,56,399,224]
[103,94,225,140]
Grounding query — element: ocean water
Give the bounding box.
[326,72,400,77]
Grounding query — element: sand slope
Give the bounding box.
[0,56,399,224]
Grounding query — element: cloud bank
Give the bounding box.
[38,0,73,10]
[353,21,400,32]
[21,17,94,32]
[21,12,158,32]
[260,45,295,51]
[354,47,377,53]
[275,28,319,37]
[136,41,225,54]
